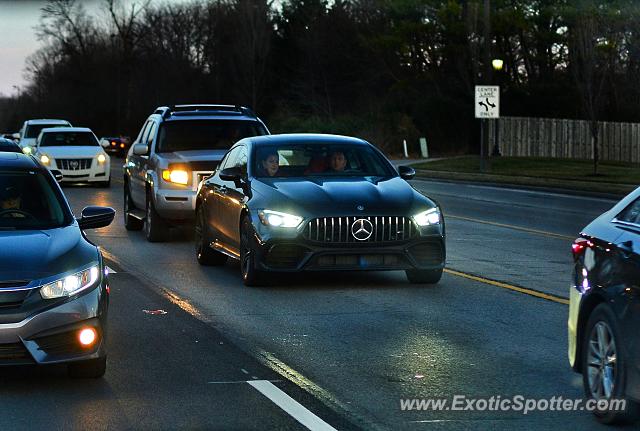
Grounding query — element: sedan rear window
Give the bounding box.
[40,132,99,147]
[156,120,267,153]
[0,171,70,230]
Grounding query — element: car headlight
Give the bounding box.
[162,169,189,185]
[40,154,50,165]
[40,265,100,299]
[258,210,303,228]
[97,154,107,163]
[413,208,440,226]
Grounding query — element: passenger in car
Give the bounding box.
[259,151,280,177]
[0,186,25,217]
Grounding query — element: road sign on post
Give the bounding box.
[475,86,500,119]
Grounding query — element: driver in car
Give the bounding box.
[0,186,25,217]
[327,150,347,172]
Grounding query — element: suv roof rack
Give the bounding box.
[153,104,256,120]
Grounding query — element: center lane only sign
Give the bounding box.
[475,86,500,119]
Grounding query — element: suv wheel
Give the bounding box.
[144,190,168,242]
[68,356,106,378]
[124,183,143,231]
[240,216,267,286]
[195,206,227,266]
[582,303,640,424]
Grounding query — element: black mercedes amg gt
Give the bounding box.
[194,134,445,286]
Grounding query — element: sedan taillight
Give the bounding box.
[572,237,593,259]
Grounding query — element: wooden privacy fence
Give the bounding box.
[491,116,640,163]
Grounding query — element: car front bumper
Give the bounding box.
[50,160,111,183]
[0,281,108,366]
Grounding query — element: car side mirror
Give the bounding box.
[398,165,416,180]
[133,143,148,156]
[220,166,247,189]
[51,169,63,183]
[12,133,20,140]
[100,139,110,149]
[77,206,116,230]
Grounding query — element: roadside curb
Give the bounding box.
[412,169,632,200]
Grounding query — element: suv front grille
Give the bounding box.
[56,158,92,170]
[304,216,418,244]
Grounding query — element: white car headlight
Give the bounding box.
[258,210,303,228]
[97,153,107,163]
[413,208,440,226]
[40,265,100,299]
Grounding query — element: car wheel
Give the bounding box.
[405,268,443,284]
[68,356,106,378]
[124,183,143,231]
[144,191,168,242]
[240,216,267,286]
[195,206,227,266]
[582,303,640,424]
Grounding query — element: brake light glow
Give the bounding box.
[572,238,593,257]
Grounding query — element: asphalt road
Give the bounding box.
[6,159,632,430]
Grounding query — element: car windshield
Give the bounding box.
[0,140,19,153]
[0,171,70,230]
[252,143,394,178]
[40,132,98,147]
[25,123,69,139]
[156,120,267,153]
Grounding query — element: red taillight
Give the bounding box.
[572,238,593,258]
[111,141,117,146]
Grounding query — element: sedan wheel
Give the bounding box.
[582,304,639,424]
[240,217,267,286]
[195,207,227,266]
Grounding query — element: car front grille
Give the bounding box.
[56,158,93,170]
[304,216,418,244]
[0,342,33,364]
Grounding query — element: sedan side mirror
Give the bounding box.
[51,169,63,183]
[100,139,111,148]
[12,133,20,140]
[398,165,416,180]
[219,166,242,182]
[132,143,149,156]
[77,206,116,230]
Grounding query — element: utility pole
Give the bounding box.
[480,0,492,173]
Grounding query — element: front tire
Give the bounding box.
[68,356,106,378]
[582,304,639,424]
[144,191,168,242]
[195,206,227,266]
[240,216,267,286]
[406,268,443,284]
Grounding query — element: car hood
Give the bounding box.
[37,146,103,158]
[252,176,434,215]
[163,150,228,163]
[0,226,98,283]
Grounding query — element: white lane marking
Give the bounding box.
[248,380,337,431]
[106,266,117,274]
[207,380,281,384]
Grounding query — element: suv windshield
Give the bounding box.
[25,123,69,139]
[156,120,267,153]
[0,171,70,230]
[253,143,394,178]
[40,132,98,147]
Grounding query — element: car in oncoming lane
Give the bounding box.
[0,152,115,377]
[569,188,640,424]
[194,134,445,286]
[34,127,111,187]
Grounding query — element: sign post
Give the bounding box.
[475,86,500,172]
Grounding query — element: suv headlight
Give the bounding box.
[40,265,100,299]
[413,208,440,226]
[162,169,189,185]
[258,210,303,228]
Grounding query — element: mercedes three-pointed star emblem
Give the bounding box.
[351,218,373,241]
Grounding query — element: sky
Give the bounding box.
[0,0,189,97]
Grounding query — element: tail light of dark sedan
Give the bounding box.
[571,237,593,260]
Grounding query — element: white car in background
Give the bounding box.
[35,127,111,187]
[14,119,72,153]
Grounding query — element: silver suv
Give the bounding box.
[123,104,269,241]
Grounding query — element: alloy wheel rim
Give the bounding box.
[587,321,617,400]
